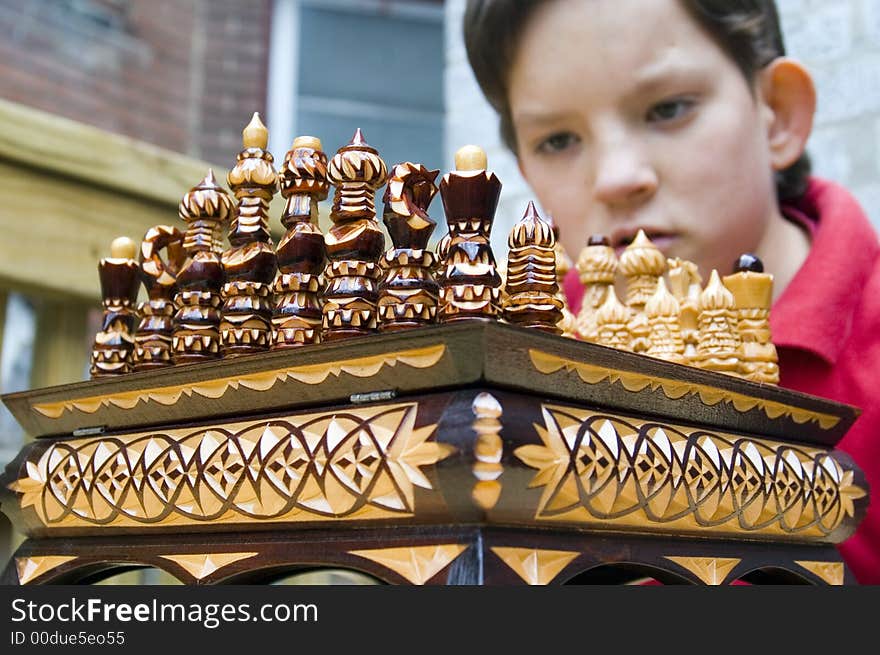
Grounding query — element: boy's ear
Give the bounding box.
[758,57,816,170]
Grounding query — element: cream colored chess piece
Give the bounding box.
[723,254,779,384]
[694,270,741,375]
[666,257,703,363]
[575,235,618,342]
[618,230,665,352]
[595,286,631,350]
[547,217,577,337]
[645,277,686,364]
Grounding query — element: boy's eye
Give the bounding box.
[536,131,580,154]
[646,98,696,123]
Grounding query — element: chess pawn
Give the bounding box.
[222,112,278,355]
[90,237,140,377]
[575,235,618,342]
[132,225,185,371]
[619,230,666,352]
[667,257,703,362]
[502,201,563,333]
[438,145,503,321]
[545,214,577,337]
[694,269,741,374]
[272,135,330,348]
[594,286,631,350]
[645,277,686,364]
[723,254,779,384]
[378,162,441,331]
[173,170,234,364]
[322,129,388,340]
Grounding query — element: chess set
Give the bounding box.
[0,114,869,586]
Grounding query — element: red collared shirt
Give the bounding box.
[563,177,880,583]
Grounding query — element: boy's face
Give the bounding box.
[509,0,783,280]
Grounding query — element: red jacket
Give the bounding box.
[563,178,880,583]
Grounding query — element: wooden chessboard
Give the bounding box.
[0,321,867,585]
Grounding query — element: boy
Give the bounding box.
[464,0,880,583]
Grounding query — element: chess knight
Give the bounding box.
[378,162,441,331]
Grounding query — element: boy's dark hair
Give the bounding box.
[464,0,810,200]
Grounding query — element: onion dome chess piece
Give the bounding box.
[645,277,686,364]
[694,269,742,374]
[619,229,666,353]
[594,286,631,350]
[89,236,141,378]
[272,135,330,349]
[172,169,233,364]
[322,129,388,340]
[724,253,780,384]
[221,112,279,356]
[438,145,503,322]
[378,162,441,332]
[132,225,185,371]
[502,201,563,334]
[575,234,618,342]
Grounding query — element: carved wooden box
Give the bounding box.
[0,322,868,585]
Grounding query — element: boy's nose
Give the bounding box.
[592,146,658,208]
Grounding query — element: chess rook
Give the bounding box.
[172,170,233,364]
[575,234,618,342]
[724,254,779,384]
[378,162,441,332]
[133,225,185,371]
[322,129,388,340]
[221,112,279,356]
[272,135,329,349]
[90,237,140,378]
[502,201,563,333]
[438,145,503,322]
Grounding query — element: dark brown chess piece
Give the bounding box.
[132,225,185,371]
[438,145,503,322]
[221,112,279,356]
[90,236,140,378]
[502,201,563,333]
[322,129,388,340]
[272,135,329,349]
[378,162,441,332]
[172,170,234,364]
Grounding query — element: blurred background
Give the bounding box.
[0,0,879,580]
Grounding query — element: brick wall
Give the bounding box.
[444,0,880,256]
[0,0,272,168]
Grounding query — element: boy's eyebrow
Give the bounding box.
[629,57,709,94]
[511,109,581,126]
